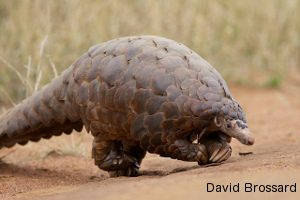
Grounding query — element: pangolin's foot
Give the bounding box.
[168,139,209,164]
[92,138,146,177]
[200,132,232,163]
[99,151,140,177]
[108,164,139,177]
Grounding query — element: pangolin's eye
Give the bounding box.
[226,123,232,129]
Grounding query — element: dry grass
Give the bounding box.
[0,0,299,106]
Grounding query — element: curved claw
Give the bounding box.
[196,144,209,165]
[200,133,232,164]
[208,143,223,161]
[209,146,232,163]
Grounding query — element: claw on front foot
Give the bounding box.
[195,144,209,165]
[209,145,232,163]
[205,139,232,163]
[198,132,232,164]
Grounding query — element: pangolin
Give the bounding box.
[0,36,254,177]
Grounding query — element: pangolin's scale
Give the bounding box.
[0,36,244,153]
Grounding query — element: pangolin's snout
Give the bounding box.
[236,128,255,146]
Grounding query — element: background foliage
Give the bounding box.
[0,0,299,106]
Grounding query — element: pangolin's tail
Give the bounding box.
[0,67,84,149]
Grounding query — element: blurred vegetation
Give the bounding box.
[0,0,299,106]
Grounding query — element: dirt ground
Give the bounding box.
[0,84,300,200]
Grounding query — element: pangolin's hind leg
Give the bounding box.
[92,136,145,177]
[108,142,146,177]
[200,132,232,163]
[122,141,147,166]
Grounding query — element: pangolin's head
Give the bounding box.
[214,116,254,145]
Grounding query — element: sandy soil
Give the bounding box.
[1,84,300,200]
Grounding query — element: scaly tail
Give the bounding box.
[0,66,84,149]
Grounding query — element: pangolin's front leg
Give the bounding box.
[139,132,209,165]
[165,135,232,164]
[140,131,230,165]
[167,139,209,164]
